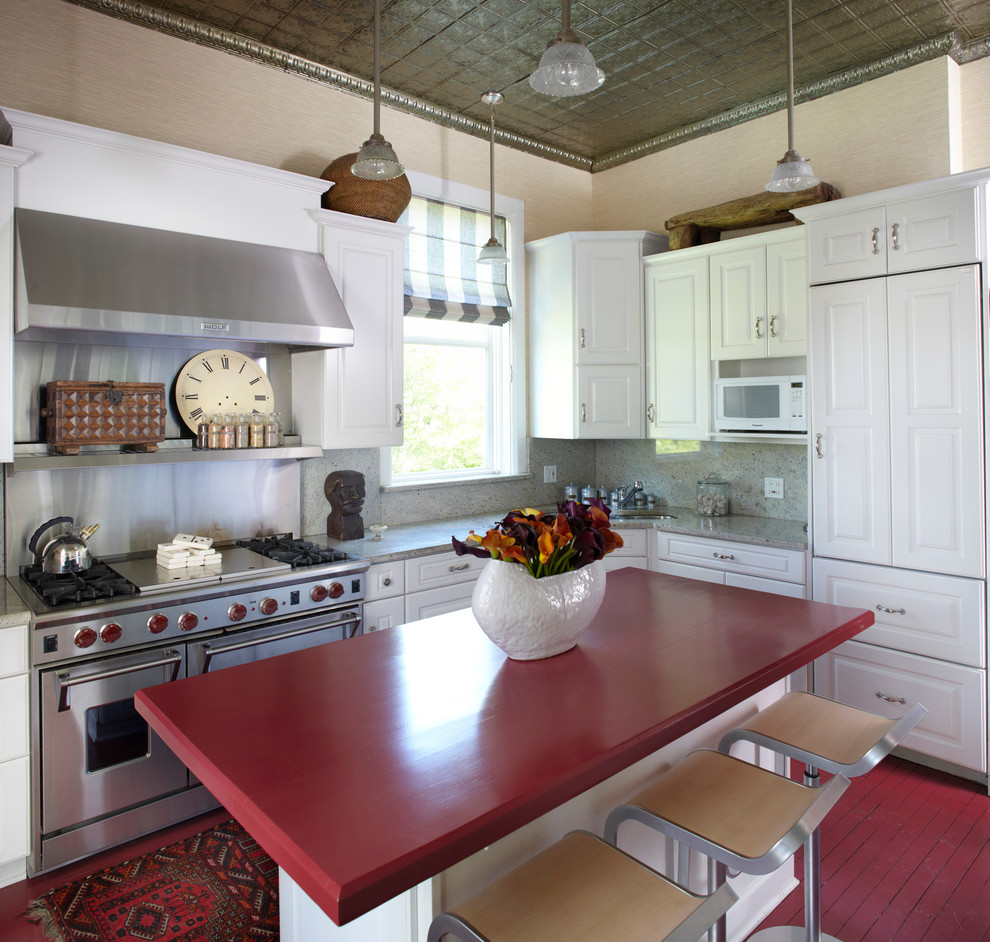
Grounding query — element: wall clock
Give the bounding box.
[174,348,275,433]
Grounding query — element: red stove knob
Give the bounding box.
[310,584,328,603]
[259,597,279,616]
[227,602,247,622]
[100,622,122,644]
[178,612,199,632]
[328,582,345,600]
[147,613,169,634]
[74,627,97,648]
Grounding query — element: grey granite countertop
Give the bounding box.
[307,508,808,565]
[0,580,33,628]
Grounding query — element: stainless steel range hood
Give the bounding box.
[14,208,354,349]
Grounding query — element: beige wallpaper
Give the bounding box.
[961,57,990,173]
[0,0,593,241]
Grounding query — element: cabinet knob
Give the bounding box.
[871,227,881,254]
[890,222,900,251]
[383,577,392,587]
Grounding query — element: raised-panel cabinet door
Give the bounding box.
[574,240,642,365]
[885,189,980,274]
[810,280,891,565]
[887,266,985,578]
[644,254,710,440]
[806,206,887,284]
[766,239,808,358]
[577,365,644,439]
[710,246,765,359]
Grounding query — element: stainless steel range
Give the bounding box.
[13,533,368,875]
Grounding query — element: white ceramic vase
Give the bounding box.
[471,559,606,660]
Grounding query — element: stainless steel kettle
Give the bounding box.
[28,516,101,574]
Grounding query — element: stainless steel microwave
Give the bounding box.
[714,375,807,433]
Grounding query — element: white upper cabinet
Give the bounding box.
[811,266,985,578]
[528,231,664,440]
[709,229,806,360]
[644,252,710,440]
[293,211,411,449]
[806,188,980,285]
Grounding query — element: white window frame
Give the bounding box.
[381,170,526,487]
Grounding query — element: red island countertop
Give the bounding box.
[135,567,873,926]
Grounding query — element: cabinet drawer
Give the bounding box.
[0,675,28,764]
[656,533,805,584]
[815,640,986,772]
[405,551,486,593]
[365,562,406,601]
[405,583,476,623]
[653,559,725,585]
[0,625,28,679]
[813,559,985,667]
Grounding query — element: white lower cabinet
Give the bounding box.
[605,528,649,571]
[815,640,986,772]
[363,560,406,633]
[404,551,485,622]
[0,622,30,885]
[653,532,806,597]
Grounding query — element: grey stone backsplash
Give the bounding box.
[299,438,807,539]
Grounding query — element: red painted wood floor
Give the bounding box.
[754,755,990,941]
[0,757,986,941]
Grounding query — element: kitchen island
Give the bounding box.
[136,567,872,941]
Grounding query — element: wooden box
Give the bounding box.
[42,381,166,455]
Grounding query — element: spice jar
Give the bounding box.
[196,417,211,449]
[206,414,222,450]
[218,413,236,449]
[249,412,265,448]
[264,413,280,448]
[696,473,729,516]
[234,413,250,449]
[272,410,284,446]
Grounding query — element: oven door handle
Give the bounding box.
[198,611,362,674]
[55,649,182,712]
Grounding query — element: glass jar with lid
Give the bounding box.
[696,473,729,516]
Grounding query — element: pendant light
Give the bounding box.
[529,0,605,98]
[478,91,509,265]
[352,0,404,181]
[765,0,819,192]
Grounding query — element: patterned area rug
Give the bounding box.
[25,819,279,941]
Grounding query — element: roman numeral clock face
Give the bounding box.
[174,348,275,433]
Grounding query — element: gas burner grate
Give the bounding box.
[236,534,354,569]
[20,562,140,608]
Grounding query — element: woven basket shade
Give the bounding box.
[320,153,412,223]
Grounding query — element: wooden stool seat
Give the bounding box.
[720,691,928,775]
[427,830,737,942]
[605,750,848,875]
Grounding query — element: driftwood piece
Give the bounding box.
[665,182,841,249]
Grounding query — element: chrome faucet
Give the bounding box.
[618,481,644,508]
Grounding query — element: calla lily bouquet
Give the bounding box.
[452,499,623,579]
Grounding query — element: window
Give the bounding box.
[383,176,525,486]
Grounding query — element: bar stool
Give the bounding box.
[605,749,850,942]
[718,691,928,942]
[427,830,738,942]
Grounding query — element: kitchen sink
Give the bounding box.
[611,508,677,519]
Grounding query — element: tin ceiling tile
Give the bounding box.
[65,0,990,169]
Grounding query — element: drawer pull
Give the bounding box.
[383,577,392,587]
[876,691,907,705]
[871,226,880,254]
[712,552,735,560]
[875,604,906,615]
[449,563,471,572]
[890,222,900,251]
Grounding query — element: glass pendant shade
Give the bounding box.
[352,0,404,181]
[478,237,509,265]
[529,40,605,97]
[766,149,820,192]
[353,133,404,180]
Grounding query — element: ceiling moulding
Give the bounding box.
[63,2,983,174]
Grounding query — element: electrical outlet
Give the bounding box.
[764,477,784,499]
[544,465,557,484]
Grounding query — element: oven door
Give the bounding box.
[40,646,190,835]
[187,606,362,676]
